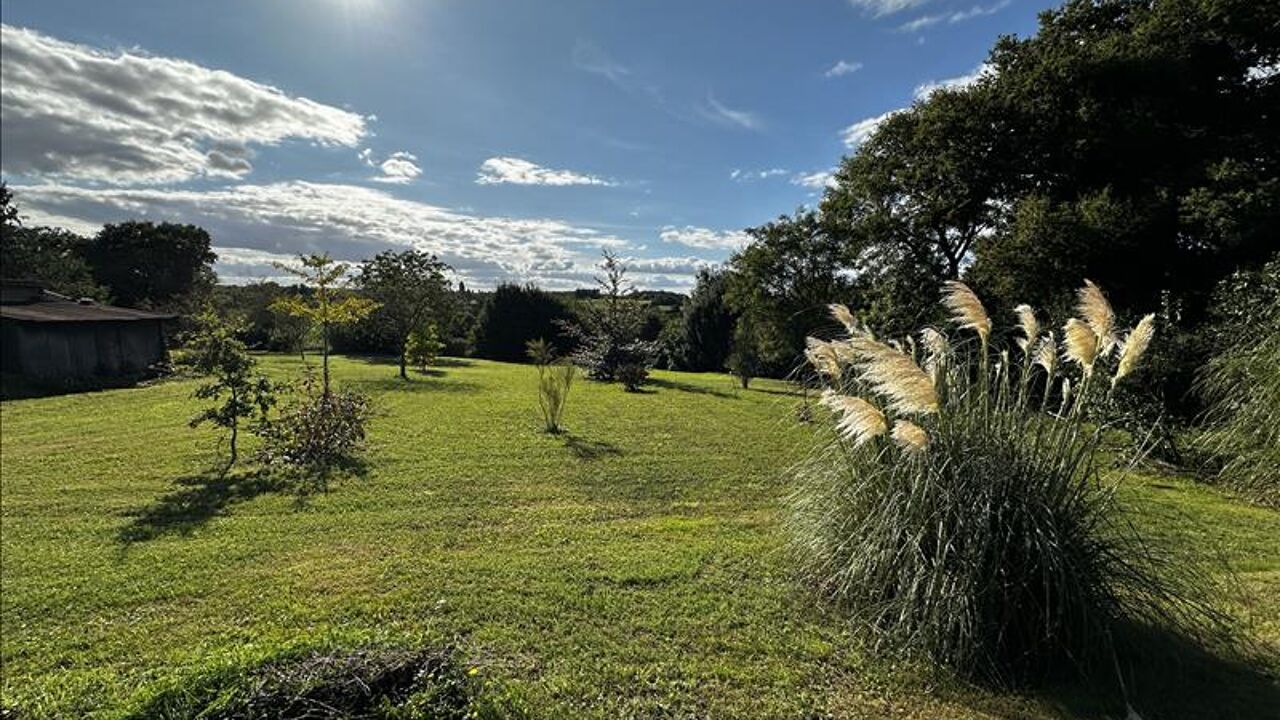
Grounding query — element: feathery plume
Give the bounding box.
[820,391,888,447]
[1034,332,1057,376]
[1076,280,1116,354]
[919,327,949,385]
[1112,313,1156,387]
[942,281,992,342]
[805,337,843,379]
[1063,318,1099,373]
[829,304,863,336]
[1013,304,1039,354]
[846,337,939,415]
[920,328,948,360]
[891,419,929,453]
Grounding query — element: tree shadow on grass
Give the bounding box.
[117,467,288,543]
[647,377,739,400]
[562,432,623,461]
[355,376,480,395]
[1024,624,1280,720]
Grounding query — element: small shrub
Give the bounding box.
[616,362,648,392]
[176,310,276,469]
[527,338,575,433]
[405,324,445,372]
[258,371,372,483]
[790,280,1226,684]
[562,251,657,385]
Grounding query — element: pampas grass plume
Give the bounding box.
[891,419,929,453]
[820,390,888,447]
[1113,313,1156,387]
[943,281,992,342]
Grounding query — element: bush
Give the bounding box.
[406,324,445,372]
[527,339,575,433]
[258,372,372,483]
[1196,255,1280,507]
[790,281,1225,683]
[616,363,648,393]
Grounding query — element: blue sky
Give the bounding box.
[0,0,1057,290]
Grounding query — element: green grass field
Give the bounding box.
[2,355,1277,718]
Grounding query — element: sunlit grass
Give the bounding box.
[1,355,1276,718]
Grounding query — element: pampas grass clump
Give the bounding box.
[789,280,1224,682]
[1196,261,1280,507]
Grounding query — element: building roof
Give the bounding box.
[0,293,176,323]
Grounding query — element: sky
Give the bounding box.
[0,0,1058,292]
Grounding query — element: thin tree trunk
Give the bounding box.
[322,321,331,396]
[399,349,407,379]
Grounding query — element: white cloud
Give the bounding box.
[9,181,695,289]
[0,24,367,185]
[475,156,617,187]
[898,0,1010,32]
[791,170,838,190]
[841,110,900,149]
[699,94,763,131]
[372,151,422,184]
[847,0,933,17]
[824,60,864,78]
[730,168,789,182]
[659,225,750,251]
[913,63,993,100]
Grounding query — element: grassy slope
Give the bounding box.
[1,355,1276,719]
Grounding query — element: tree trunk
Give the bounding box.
[399,349,407,379]
[322,322,331,396]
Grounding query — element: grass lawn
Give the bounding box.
[2,355,1277,718]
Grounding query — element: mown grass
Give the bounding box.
[1,355,1277,718]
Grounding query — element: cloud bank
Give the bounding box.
[0,24,367,185]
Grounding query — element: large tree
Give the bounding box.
[675,268,737,372]
[0,183,103,299]
[84,221,217,309]
[823,87,1006,334]
[967,0,1280,318]
[355,250,453,379]
[470,284,575,362]
[725,209,856,373]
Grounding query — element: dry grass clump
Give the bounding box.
[788,280,1227,686]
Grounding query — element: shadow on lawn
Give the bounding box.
[563,433,623,461]
[117,467,287,543]
[648,377,739,400]
[356,376,480,394]
[1023,624,1280,720]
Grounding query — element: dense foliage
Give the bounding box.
[257,370,373,484]
[470,284,575,362]
[672,269,736,373]
[725,209,855,374]
[1196,255,1280,507]
[355,249,453,379]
